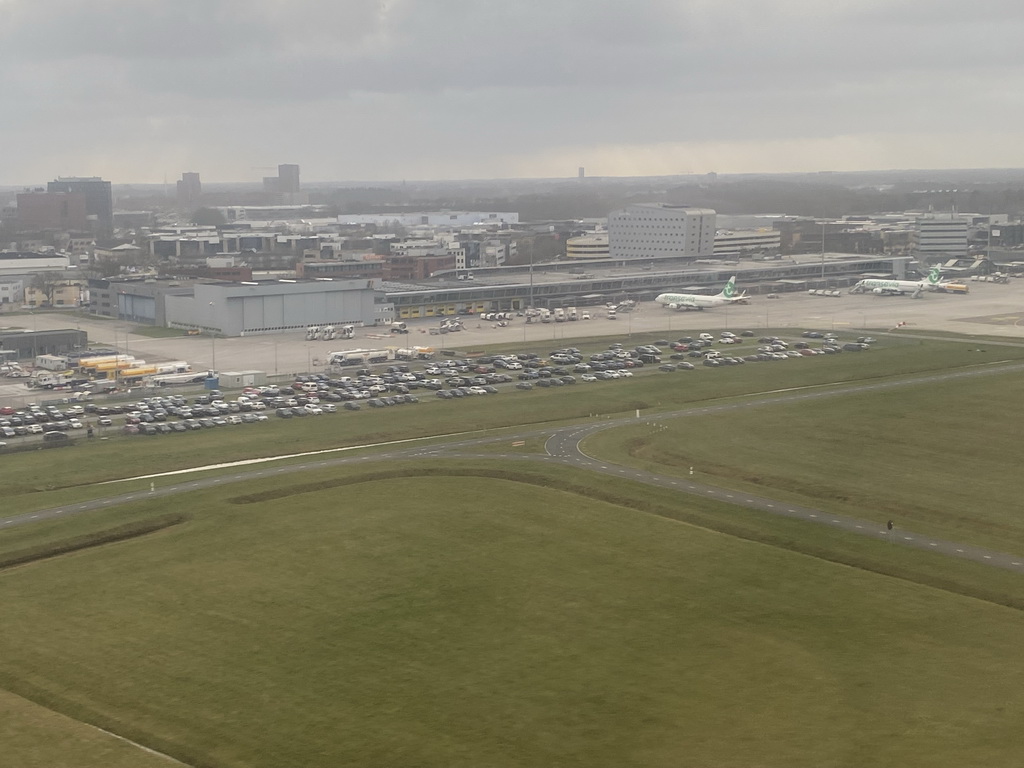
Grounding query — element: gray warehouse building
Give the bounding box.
[164,279,393,337]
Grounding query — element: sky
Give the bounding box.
[3,0,1024,185]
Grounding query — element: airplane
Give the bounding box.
[654,276,748,311]
[849,265,945,298]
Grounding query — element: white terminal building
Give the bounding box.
[607,204,716,260]
[712,228,782,257]
[337,211,519,229]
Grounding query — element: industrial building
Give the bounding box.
[162,279,392,337]
[0,329,88,360]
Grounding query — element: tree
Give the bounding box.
[30,272,64,306]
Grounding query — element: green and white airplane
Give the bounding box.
[849,265,945,297]
[655,276,748,311]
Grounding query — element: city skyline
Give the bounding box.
[3,0,1024,185]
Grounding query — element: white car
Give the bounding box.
[581,374,598,382]
[618,370,633,378]
[469,386,488,395]
[321,403,337,413]
[304,404,323,415]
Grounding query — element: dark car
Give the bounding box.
[343,402,362,411]
[515,382,534,390]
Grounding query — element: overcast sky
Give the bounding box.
[3,0,1023,185]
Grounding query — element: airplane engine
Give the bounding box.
[872,288,884,294]
[669,303,681,310]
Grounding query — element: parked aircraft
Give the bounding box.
[655,276,748,310]
[849,266,944,298]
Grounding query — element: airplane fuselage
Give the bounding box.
[655,276,742,311]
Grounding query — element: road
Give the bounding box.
[6,359,1024,574]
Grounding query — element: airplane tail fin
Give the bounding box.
[719,276,737,299]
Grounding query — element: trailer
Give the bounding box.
[395,346,435,361]
[79,355,137,372]
[35,354,71,371]
[340,325,355,339]
[322,325,337,341]
[154,361,192,374]
[152,372,209,386]
[305,326,321,341]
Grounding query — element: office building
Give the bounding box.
[277,164,300,195]
[46,177,113,238]
[608,204,716,260]
[176,172,202,211]
[915,215,968,259]
[15,189,89,232]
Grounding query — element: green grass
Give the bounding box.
[6,333,1024,501]
[582,367,1024,555]
[0,689,173,768]
[2,471,1024,767]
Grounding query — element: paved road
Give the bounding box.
[5,359,1024,575]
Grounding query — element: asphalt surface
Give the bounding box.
[6,359,1024,574]
[4,275,1024,411]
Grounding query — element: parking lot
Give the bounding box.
[3,278,1024,420]
[0,326,887,452]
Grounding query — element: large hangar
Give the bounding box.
[165,279,393,337]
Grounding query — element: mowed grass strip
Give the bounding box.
[1,477,1023,767]
[583,368,1024,554]
[0,689,176,768]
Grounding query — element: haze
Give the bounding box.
[3,0,1023,184]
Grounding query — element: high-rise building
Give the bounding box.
[176,172,202,211]
[607,203,716,260]
[16,189,89,233]
[46,177,113,239]
[277,164,300,195]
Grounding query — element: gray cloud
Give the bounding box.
[3,0,1024,183]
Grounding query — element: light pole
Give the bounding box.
[527,242,534,312]
[820,220,827,282]
[208,302,216,373]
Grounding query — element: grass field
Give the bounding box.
[7,332,1024,502]
[5,331,1024,766]
[3,472,1024,768]
[0,689,173,768]
[582,367,1024,556]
